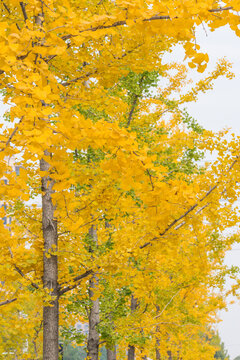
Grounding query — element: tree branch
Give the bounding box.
[127,94,139,127]
[14,264,39,290]
[0,297,17,306]
[61,7,233,40]
[2,1,10,14]
[8,247,39,290]
[61,70,97,87]
[0,117,23,152]
[155,289,181,319]
[19,2,28,21]
[209,6,233,13]
[58,269,93,296]
[61,44,143,87]
[127,73,145,127]
[140,156,239,249]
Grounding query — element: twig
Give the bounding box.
[61,70,97,86]
[8,247,39,290]
[0,298,17,306]
[19,2,28,21]
[14,264,39,290]
[40,0,54,13]
[140,156,239,249]
[155,289,181,319]
[18,220,38,238]
[209,6,233,13]
[2,1,10,14]
[58,269,93,296]
[0,117,23,152]
[146,169,155,191]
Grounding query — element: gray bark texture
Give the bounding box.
[156,346,161,360]
[107,347,117,360]
[128,346,135,360]
[87,226,100,360]
[127,295,138,360]
[41,155,59,360]
[156,305,160,360]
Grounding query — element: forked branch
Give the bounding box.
[58,269,93,296]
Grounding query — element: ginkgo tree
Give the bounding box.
[1,61,239,360]
[68,67,240,360]
[1,1,240,360]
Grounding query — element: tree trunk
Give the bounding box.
[128,346,135,360]
[127,295,138,360]
[107,347,117,360]
[41,155,59,360]
[156,305,160,360]
[87,226,100,360]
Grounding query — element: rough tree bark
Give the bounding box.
[87,226,100,360]
[156,305,160,360]
[127,295,138,360]
[41,154,59,360]
[156,341,161,360]
[128,344,135,360]
[107,347,117,360]
[37,0,59,355]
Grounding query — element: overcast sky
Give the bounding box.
[173,25,240,360]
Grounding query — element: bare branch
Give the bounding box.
[14,264,39,290]
[61,70,97,87]
[19,2,28,21]
[127,95,138,127]
[209,6,233,13]
[0,117,23,152]
[0,297,17,306]
[2,2,10,14]
[8,247,39,290]
[155,289,181,319]
[58,269,93,296]
[127,73,145,127]
[18,220,38,238]
[40,0,54,13]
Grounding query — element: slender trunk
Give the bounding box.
[155,305,160,360]
[127,295,138,360]
[105,221,117,360]
[140,347,147,360]
[87,226,100,360]
[41,155,59,360]
[128,345,135,360]
[32,339,39,360]
[107,347,117,360]
[156,346,161,360]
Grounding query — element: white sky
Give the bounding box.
[0,21,240,360]
[178,25,240,360]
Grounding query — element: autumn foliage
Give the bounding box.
[0,1,240,360]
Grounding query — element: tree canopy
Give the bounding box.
[0,1,240,360]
